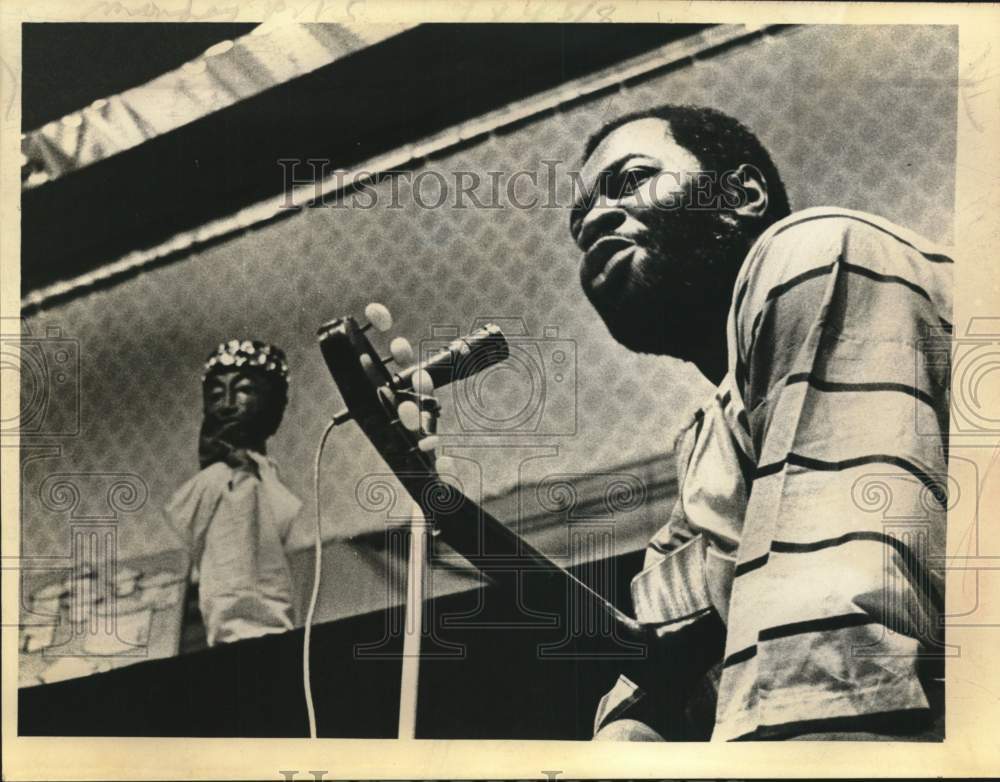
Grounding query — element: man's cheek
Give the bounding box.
[648,172,685,210]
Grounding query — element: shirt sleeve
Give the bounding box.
[630,420,718,633]
[714,212,952,740]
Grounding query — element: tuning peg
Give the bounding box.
[363,302,393,333]
[412,368,434,397]
[398,400,420,431]
[417,435,440,452]
[359,353,375,372]
[389,337,415,367]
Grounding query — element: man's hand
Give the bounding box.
[623,611,726,695]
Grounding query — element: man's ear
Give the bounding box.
[732,163,769,219]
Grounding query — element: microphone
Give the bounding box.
[394,324,509,391]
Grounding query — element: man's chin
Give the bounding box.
[601,311,671,356]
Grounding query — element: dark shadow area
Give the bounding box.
[18,550,697,739]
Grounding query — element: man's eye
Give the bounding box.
[613,168,654,197]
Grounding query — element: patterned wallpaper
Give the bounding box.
[18,25,957,564]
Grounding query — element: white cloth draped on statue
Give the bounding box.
[165,452,301,646]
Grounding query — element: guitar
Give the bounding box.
[315,305,726,738]
[316,304,648,645]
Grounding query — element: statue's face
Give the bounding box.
[201,369,275,452]
[203,370,267,425]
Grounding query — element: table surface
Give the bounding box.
[18,549,190,688]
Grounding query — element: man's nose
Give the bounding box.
[577,203,626,253]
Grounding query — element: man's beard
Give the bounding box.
[584,203,754,358]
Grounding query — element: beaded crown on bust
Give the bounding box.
[201,339,289,384]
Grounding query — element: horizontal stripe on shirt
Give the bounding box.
[723,612,879,669]
[840,260,936,304]
[784,372,938,412]
[753,452,947,508]
[732,209,953,333]
[742,260,948,382]
[732,531,944,612]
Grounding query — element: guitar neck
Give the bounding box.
[314,316,646,646]
[396,471,645,642]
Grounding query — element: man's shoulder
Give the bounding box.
[755,206,951,264]
[733,207,952,325]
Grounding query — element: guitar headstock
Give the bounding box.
[316,303,508,482]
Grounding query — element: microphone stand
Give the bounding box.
[397,502,429,739]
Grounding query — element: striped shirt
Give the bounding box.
[597,207,952,740]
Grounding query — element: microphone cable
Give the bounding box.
[304,418,337,739]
